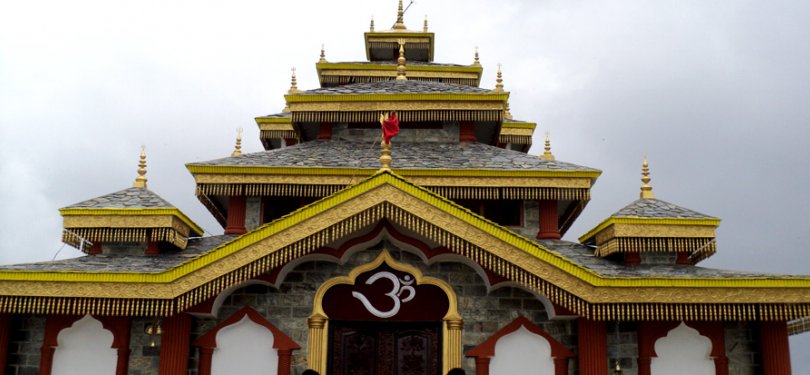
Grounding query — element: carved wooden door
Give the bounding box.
[329,321,441,375]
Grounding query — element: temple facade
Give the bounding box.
[1,2,808,375]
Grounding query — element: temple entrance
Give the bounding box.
[329,321,441,375]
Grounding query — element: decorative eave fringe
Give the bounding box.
[292,110,502,123]
[369,41,430,50]
[5,201,808,321]
[498,134,533,145]
[62,228,187,252]
[260,130,298,140]
[595,237,717,261]
[195,184,590,201]
[788,316,810,335]
[319,75,479,87]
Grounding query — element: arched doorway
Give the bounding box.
[307,250,462,374]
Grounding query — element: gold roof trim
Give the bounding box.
[316,62,483,73]
[1,172,810,320]
[579,217,721,244]
[254,116,291,124]
[59,208,205,237]
[501,122,537,130]
[285,92,509,103]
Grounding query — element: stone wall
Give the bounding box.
[5,315,43,375]
[725,322,760,375]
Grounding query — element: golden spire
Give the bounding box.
[640,158,655,199]
[370,16,375,32]
[288,67,299,94]
[319,44,326,63]
[494,64,504,92]
[231,128,243,157]
[504,101,512,120]
[396,39,408,80]
[393,0,407,30]
[473,47,481,66]
[133,146,148,188]
[423,15,428,32]
[540,131,555,161]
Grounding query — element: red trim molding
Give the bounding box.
[39,315,130,375]
[577,318,607,375]
[760,321,791,375]
[159,313,192,375]
[0,314,10,375]
[193,306,300,375]
[466,316,574,375]
[637,321,727,375]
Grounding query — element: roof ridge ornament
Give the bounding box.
[133,146,148,188]
[319,44,326,63]
[396,39,408,80]
[393,0,407,30]
[493,63,504,92]
[288,67,300,94]
[540,131,555,161]
[640,158,655,199]
[231,128,243,157]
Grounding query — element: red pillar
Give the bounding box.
[537,200,560,240]
[145,229,159,256]
[317,122,332,140]
[474,357,490,375]
[224,196,247,235]
[459,121,476,143]
[0,314,10,375]
[636,322,653,375]
[760,321,792,375]
[158,313,192,375]
[577,318,608,375]
[197,347,214,375]
[277,349,293,375]
[88,242,102,255]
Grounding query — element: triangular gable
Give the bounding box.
[1,170,810,321]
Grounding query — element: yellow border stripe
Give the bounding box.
[58,208,204,236]
[316,62,483,74]
[579,216,721,243]
[185,165,601,179]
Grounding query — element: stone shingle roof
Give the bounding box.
[63,187,174,209]
[256,112,290,119]
[538,240,793,278]
[611,198,715,219]
[296,80,493,95]
[190,141,598,171]
[0,236,233,273]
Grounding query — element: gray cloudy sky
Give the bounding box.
[2,0,809,369]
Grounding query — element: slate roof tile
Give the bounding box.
[611,198,715,219]
[63,187,174,209]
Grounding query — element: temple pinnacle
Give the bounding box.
[288,67,299,94]
[423,15,428,32]
[133,146,148,188]
[231,128,243,157]
[370,16,375,31]
[540,131,555,161]
[396,39,408,80]
[473,47,481,66]
[319,44,326,63]
[640,158,655,199]
[494,64,504,92]
[393,0,407,30]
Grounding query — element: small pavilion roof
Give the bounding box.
[610,198,716,219]
[63,187,174,209]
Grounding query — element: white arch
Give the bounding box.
[52,315,117,375]
[489,326,554,374]
[211,315,278,375]
[651,322,714,375]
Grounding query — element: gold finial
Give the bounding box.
[288,67,299,94]
[613,360,623,375]
[370,16,375,31]
[133,146,148,188]
[640,158,655,199]
[396,39,407,80]
[393,0,406,30]
[504,101,512,120]
[379,113,393,170]
[540,131,555,161]
[319,44,326,63]
[231,128,243,157]
[423,15,428,32]
[473,47,481,66]
[494,63,504,92]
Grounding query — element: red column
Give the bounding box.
[459,121,476,143]
[88,242,102,255]
[577,318,608,375]
[317,122,332,140]
[474,357,490,375]
[277,349,293,375]
[537,200,560,240]
[760,321,792,375]
[636,322,653,375]
[145,229,159,256]
[224,196,247,235]
[0,314,10,375]
[158,313,192,375]
[197,347,214,375]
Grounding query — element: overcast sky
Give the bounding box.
[1,0,809,369]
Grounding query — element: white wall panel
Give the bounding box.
[52,315,117,375]
[651,322,714,375]
[490,326,554,375]
[212,315,278,375]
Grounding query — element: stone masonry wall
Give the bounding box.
[5,315,43,375]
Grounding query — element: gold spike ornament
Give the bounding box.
[640,158,655,199]
[540,131,555,161]
[231,128,243,157]
[396,39,408,80]
[132,146,148,188]
[494,64,504,92]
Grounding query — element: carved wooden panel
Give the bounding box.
[329,322,440,375]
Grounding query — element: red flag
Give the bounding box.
[382,111,400,144]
